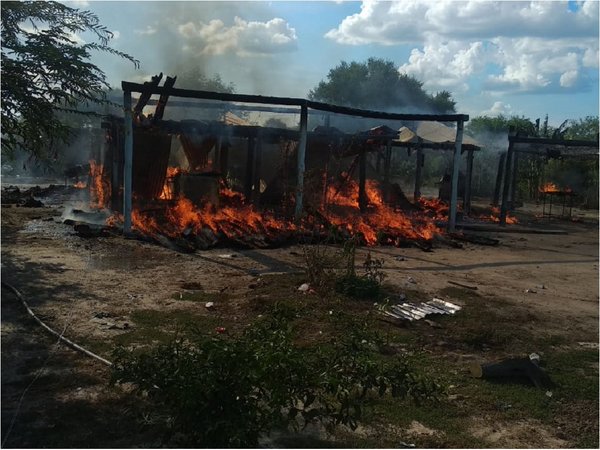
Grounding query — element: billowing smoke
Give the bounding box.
[119,2,300,96]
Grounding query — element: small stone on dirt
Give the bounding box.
[298,283,310,292]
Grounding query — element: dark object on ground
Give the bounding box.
[21,196,44,207]
[470,356,552,388]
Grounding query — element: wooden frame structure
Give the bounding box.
[497,133,599,225]
[121,81,471,234]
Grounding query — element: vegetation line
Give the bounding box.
[1,281,113,367]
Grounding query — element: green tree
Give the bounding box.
[466,115,537,137]
[308,58,456,113]
[564,116,599,140]
[173,65,236,93]
[1,0,139,160]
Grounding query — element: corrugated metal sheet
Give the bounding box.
[382,298,462,321]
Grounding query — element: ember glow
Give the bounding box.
[483,206,518,225]
[73,181,87,189]
[89,160,109,208]
[539,182,572,194]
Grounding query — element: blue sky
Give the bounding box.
[67,1,598,126]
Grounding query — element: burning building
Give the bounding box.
[91,74,483,250]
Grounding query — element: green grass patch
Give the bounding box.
[112,309,231,348]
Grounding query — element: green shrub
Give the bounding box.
[111,307,440,447]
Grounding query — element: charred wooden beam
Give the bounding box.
[152,75,177,123]
[133,73,162,117]
[122,81,469,123]
[295,104,308,220]
[448,120,464,232]
[463,149,474,214]
[245,137,255,200]
[123,90,133,234]
[220,140,230,180]
[500,132,516,226]
[358,145,367,213]
[252,133,263,206]
[383,140,392,203]
[414,145,424,202]
[492,152,506,207]
[509,150,519,210]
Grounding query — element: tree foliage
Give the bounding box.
[1,0,139,160]
[564,116,599,141]
[466,115,537,137]
[308,58,456,113]
[173,65,236,93]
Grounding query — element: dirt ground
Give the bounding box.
[1,194,598,448]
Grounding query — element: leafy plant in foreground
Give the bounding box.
[111,308,440,447]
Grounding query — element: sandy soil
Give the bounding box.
[1,197,598,447]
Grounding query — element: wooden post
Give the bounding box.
[499,137,515,226]
[463,149,474,214]
[510,150,519,210]
[359,145,367,213]
[252,132,262,206]
[244,136,255,200]
[492,152,506,207]
[220,140,229,179]
[448,120,464,232]
[123,90,133,234]
[414,145,423,202]
[214,136,222,172]
[294,104,308,220]
[383,140,392,203]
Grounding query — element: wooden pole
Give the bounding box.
[414,145,423,202]
[295,105,308,220]
[123,90,133,234]
[214,135,222,171]
[383,140,392,203]
[220,140,229,179]
[359,145,367,213]
[244,136,255,200]
[252,133,262,206]
[492,153,506,207]
[500,138,515,226]
[463,149,474,214]
[510,150,519,210]
[448,121,464,232]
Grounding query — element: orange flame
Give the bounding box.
[320,180,440,244]
[159,166,184,200]
[540,182,572,194]
[89,160,109,209]
[481,206,518,224]
[106,172,456,246]
[73,181,87,189]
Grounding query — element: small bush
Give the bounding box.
[111,307,440,447]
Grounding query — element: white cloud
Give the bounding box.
[62,0,90,7]
[135,26,157,36]
[583,46,599,68]
[326,0,598,44]
[480,101,514,117]
[178,16,297,57]
[399,39,486,92]
[111,30,120,40]
[329,1,598,94]
[560,70,579,87]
